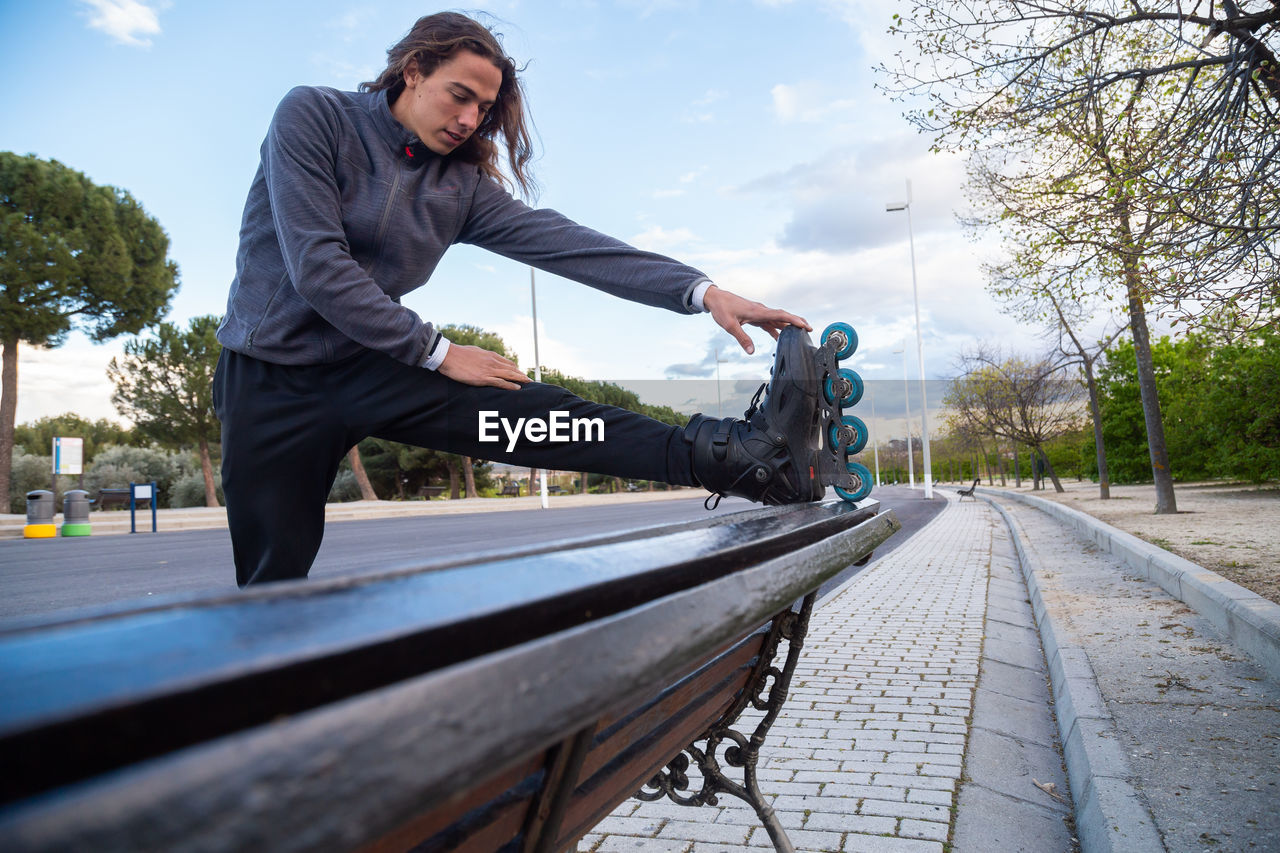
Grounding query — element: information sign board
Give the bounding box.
[53,438,84,476]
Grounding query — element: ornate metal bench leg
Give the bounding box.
[635,592,817,853]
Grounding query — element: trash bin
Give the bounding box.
[24,490,56,539]
[62,490,92,537]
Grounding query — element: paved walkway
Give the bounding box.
[579,495,1074,852]
[578,486,1280,853]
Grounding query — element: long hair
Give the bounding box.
[361,12,536,199]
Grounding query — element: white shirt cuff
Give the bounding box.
[691,280,714,313]
[422,336,451,370]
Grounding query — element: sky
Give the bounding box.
[0,0,1055,437]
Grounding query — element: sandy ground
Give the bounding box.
[969,479,1280,605]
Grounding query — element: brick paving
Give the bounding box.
[578,498,993,853]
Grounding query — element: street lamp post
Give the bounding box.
[886,180,934,499]
[869,382,881,486]
[893,344,915,489]
[530,268,548,509]
[714,347,728,417]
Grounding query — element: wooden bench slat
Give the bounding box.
[357,756,544,853]
[580,635,762,781]
[0,502,900,853]
[0,504,874,807]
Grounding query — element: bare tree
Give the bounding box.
[882,0,1279,327]
[913,19,1187,511]
[988,267,1127,498]
[944,347,1087,492]
[1048,295,1126,499]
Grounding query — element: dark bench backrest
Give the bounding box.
[95,488,151,510]
[0,501,898,852]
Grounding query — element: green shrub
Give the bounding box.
[85,445,186,507]
[9,449,54,514]
[328,470,363,503]
[169,467,224,508]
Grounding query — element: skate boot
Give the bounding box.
[686,323,874,507]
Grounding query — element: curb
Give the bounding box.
[977,487,1280,684]
[0,489,707,540]
[975,491,1164,853]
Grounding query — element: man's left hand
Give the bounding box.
[703,285,811,354]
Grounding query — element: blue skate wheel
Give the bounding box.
[820,322,858,359]
[824,368,864,407]
[830,415,868,455]
[834,461,874,502]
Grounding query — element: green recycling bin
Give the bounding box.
[62,490,92,537]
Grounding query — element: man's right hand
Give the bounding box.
[438,345,531,390]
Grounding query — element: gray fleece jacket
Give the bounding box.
[217,85,711,367]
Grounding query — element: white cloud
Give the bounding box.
[330,8,372,31]
[730,136,967,253]
[651,167,705,198]
[14,338,127,426]
[311,55,381,87]
[771,81,859,124]
[325,7,376,44]
[487,315,596,378]
[630,225,699,252]
[79,0,165,48]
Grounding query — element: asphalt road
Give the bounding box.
[0,486,943,623]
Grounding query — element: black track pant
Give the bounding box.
[214,348,698,587]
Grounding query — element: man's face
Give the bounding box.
[393,50,502,156]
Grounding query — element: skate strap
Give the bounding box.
[743,382,766,419]
[704,493,723,511]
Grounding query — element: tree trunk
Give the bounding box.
[1082,359,1111,499]
[462,456,478,498]
[1013,444,1022,488]
[347,447,378,501]
[0,337,17,513]
[1038,446,1065,493]
[199,438,219,507]
[1125,284,1177,513]
[997,452,1007,487]
[448,460,461,500]
[579,471,588,494]
[976,438,993,485]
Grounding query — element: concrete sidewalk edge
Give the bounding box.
[976,487,1280,684]
[0,488,708,539]
[977,492,1164,853]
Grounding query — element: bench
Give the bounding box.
[416,485,447,499]
[0,500,899,852]
[94,488,150,511]
[502,481,522,496]
[957,479,979,501]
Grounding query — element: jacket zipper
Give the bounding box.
[371,165,404,271]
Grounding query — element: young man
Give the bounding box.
[216,12,819,587]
